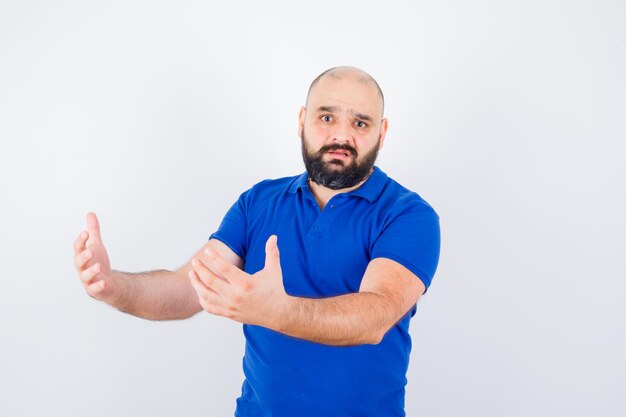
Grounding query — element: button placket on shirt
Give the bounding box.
[307,195,348,239]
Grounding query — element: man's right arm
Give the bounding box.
[74,212,243,321]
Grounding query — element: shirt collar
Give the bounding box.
[288,165,387,204]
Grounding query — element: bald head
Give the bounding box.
[305,66,385,117]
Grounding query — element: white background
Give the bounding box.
[1,1,624,416]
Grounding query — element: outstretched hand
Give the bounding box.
[73,212,119,304]
[188,235,290,329]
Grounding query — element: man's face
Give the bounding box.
[298,72,388,190]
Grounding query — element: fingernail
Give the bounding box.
[191,258,197,266]
[205,248,212,256]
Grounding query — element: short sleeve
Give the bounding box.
[371,201,441,293]
[208,190,250,259]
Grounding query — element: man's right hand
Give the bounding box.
[73,212,119,304]
[73,211,244,319]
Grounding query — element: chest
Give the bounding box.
[243,193,384,297]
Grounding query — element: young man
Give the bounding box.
[74,66,441,416]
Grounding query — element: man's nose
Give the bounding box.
[332,121,353,144]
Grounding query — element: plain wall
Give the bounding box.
[1,1,624,416]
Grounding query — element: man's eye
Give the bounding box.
[355,120,367,128]
[322,115,333,122]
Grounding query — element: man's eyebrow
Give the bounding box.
[316,105,338,113]
[315,106,374,122]
[353,112,373,122]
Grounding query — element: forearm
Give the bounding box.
[111,269,200,320]
[276,292,396,346]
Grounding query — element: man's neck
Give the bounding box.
[308,168,373,211]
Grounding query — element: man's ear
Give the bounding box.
[298,106,306,137]
[378,118,389,150]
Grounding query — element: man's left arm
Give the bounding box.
[278,257,425,346]
[189,236,425,346]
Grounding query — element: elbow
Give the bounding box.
[368,335,383,345]
[362,319,395,346]
[366,327,388,345]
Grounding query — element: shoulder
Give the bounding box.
[376,169,439,221]
[247,173,302,196]
[236,173,305,207]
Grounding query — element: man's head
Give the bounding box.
[298,66,388,190]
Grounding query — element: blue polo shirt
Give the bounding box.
[209,166,440,417]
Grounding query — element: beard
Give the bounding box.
[300,131,380,190]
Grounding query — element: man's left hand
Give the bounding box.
[188,235,290,329]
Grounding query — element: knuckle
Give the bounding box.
[79,269,92,283]
[74,252,89,269]
[199,295,212,306]
[218,263,230,275]
[86,283,100,297]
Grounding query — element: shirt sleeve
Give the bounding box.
[370,200,441,293]
[208,189,250,259]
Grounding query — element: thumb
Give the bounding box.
[264,235,281,271]
[86,212,102,243]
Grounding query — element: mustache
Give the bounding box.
[318,144,357,157]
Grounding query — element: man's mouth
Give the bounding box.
[326,150,351,159]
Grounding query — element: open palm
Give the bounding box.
[73,212,117,302]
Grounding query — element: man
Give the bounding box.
[73,66,441,416]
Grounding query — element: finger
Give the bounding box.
[188,270,223,307]
[86,212,102,243]
[264,234,281,271]
[80,262,102,285]
[74,230,89,254]
[202,248,245,285]
[192,258,232,297]
[74,248,93,270]
[187,269,218,295]
[197,295,225,317]
[86,279,106,297]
